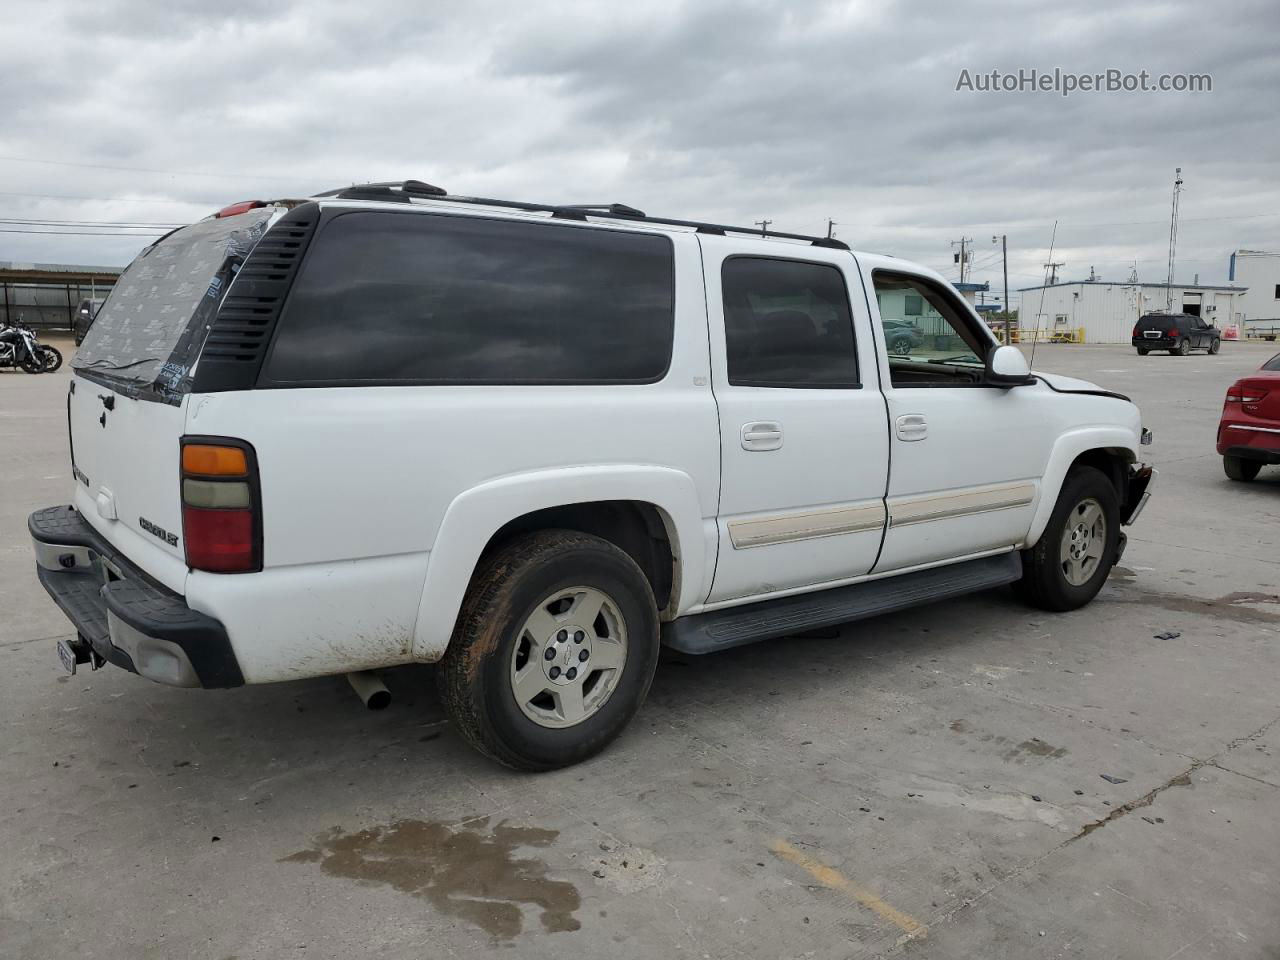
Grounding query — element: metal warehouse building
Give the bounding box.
[1,261,122,331]
[1016,279,1247,343]
[1229,249,1280,329]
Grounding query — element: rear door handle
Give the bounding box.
[895,414,928,441]
[741,421,783,451]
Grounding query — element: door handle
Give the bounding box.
[895,413,928,441]
[741,421,783,451]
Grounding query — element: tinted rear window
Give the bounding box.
[1264,353,1280,372]
[263,211,675,385]
[1140,314,1179,331]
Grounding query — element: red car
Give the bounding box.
[1218,352,1280,481]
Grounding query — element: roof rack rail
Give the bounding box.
[314,181,849,250]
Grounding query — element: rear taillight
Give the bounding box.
[180,438,261,573]
[1226,387,1267,404]
[1132,324,1139,337]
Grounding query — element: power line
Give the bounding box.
[0,153,307,182]
[0,228,165,236]
[0,216,185,228]
[0,190,217,206]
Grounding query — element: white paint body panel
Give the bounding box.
[59,200,1144,685]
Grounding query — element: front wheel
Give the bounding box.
[19,352,43,374]
[39,346,62,372]
[438,530,660,770]
[889,336,913,355]
[1016,466,1120,611]
[1224,455,1261,482]
[1209,338,1221,355]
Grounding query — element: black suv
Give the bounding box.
[1132,313,1221,356]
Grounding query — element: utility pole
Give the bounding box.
[1088,265,1097,282]
[826,218,836,239]
[952,237,974,283]
[754,219,772,238]
[1165,167,1183,312]
[993,234,1010,344]
[1044,261,1065,285]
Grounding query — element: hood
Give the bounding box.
[1034,371,1107,393]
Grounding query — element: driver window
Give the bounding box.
[872,272,988,387]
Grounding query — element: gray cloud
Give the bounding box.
[3,0,1277,302]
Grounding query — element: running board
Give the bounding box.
[663,552,1022,655]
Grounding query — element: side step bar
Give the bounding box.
[663,552,1022,655]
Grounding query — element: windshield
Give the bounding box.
[73,208,275,397]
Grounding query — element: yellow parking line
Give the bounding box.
[769,839,927,940]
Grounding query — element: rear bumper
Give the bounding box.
[29,506,244,688]
[1217,422,1280,458]
[1220,444,1280,465]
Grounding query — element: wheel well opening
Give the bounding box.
[1069,448,1131,503]
[482,501,676,612]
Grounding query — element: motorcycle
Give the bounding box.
[0,320,61,374]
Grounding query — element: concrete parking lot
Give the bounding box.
[2,338,1278,959]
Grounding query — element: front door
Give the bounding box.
[860,260,1053,572]
[702,237,889,604]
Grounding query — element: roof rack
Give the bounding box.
[314,181,850,250]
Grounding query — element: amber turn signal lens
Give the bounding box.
[182,444,248,477]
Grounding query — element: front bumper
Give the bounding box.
[29,506,243,688]
[1121,464,1155,526]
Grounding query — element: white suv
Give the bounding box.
[30,181,1154,769]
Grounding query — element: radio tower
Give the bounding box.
[1165,167,1183,312]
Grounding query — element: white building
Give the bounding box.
[1016,279,1247,343]
[1229,250,1280,328]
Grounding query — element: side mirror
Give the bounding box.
[986,344,1032,387]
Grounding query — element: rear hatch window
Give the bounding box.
[1139,314,1178,333]
[72,208,276,402]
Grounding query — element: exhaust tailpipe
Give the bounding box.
[347,671,391,710]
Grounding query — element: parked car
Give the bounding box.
[73,298,103,346]
[1218,351,1280,481]
[881,318,924,354]
[1132,312,1221,355]
[29,182,1154,770]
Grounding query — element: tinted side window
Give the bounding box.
[264,212,674,384]
[721,257,858,388]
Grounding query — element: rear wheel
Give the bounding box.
[438,530,660,770]
[1016,466,1120,611]
[1177,338,1190,356]
[1224,455,1262,482]
[1209,338,1221,355]
[19,352,43,374]
[1135,347,1149,356]
[889,335,914,355]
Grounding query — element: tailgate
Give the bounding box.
[69,376,190,592]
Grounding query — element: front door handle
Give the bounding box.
[741,421,783,451]
[895,413,928,441]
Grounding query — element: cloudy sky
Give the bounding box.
[3,0,1277,308]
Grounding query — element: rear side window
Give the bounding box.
[263,212,674,385]
[1263,353,1280,372]
[721,257,858,388]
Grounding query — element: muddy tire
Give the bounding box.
[1016,466,1120,612]
[438,530,660,771]
[1177,338,1190,356]
[1224,455,1261,482]
[1209,338,1221,355]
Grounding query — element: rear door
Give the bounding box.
[68,208,278,592]
[701,237,889,604]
